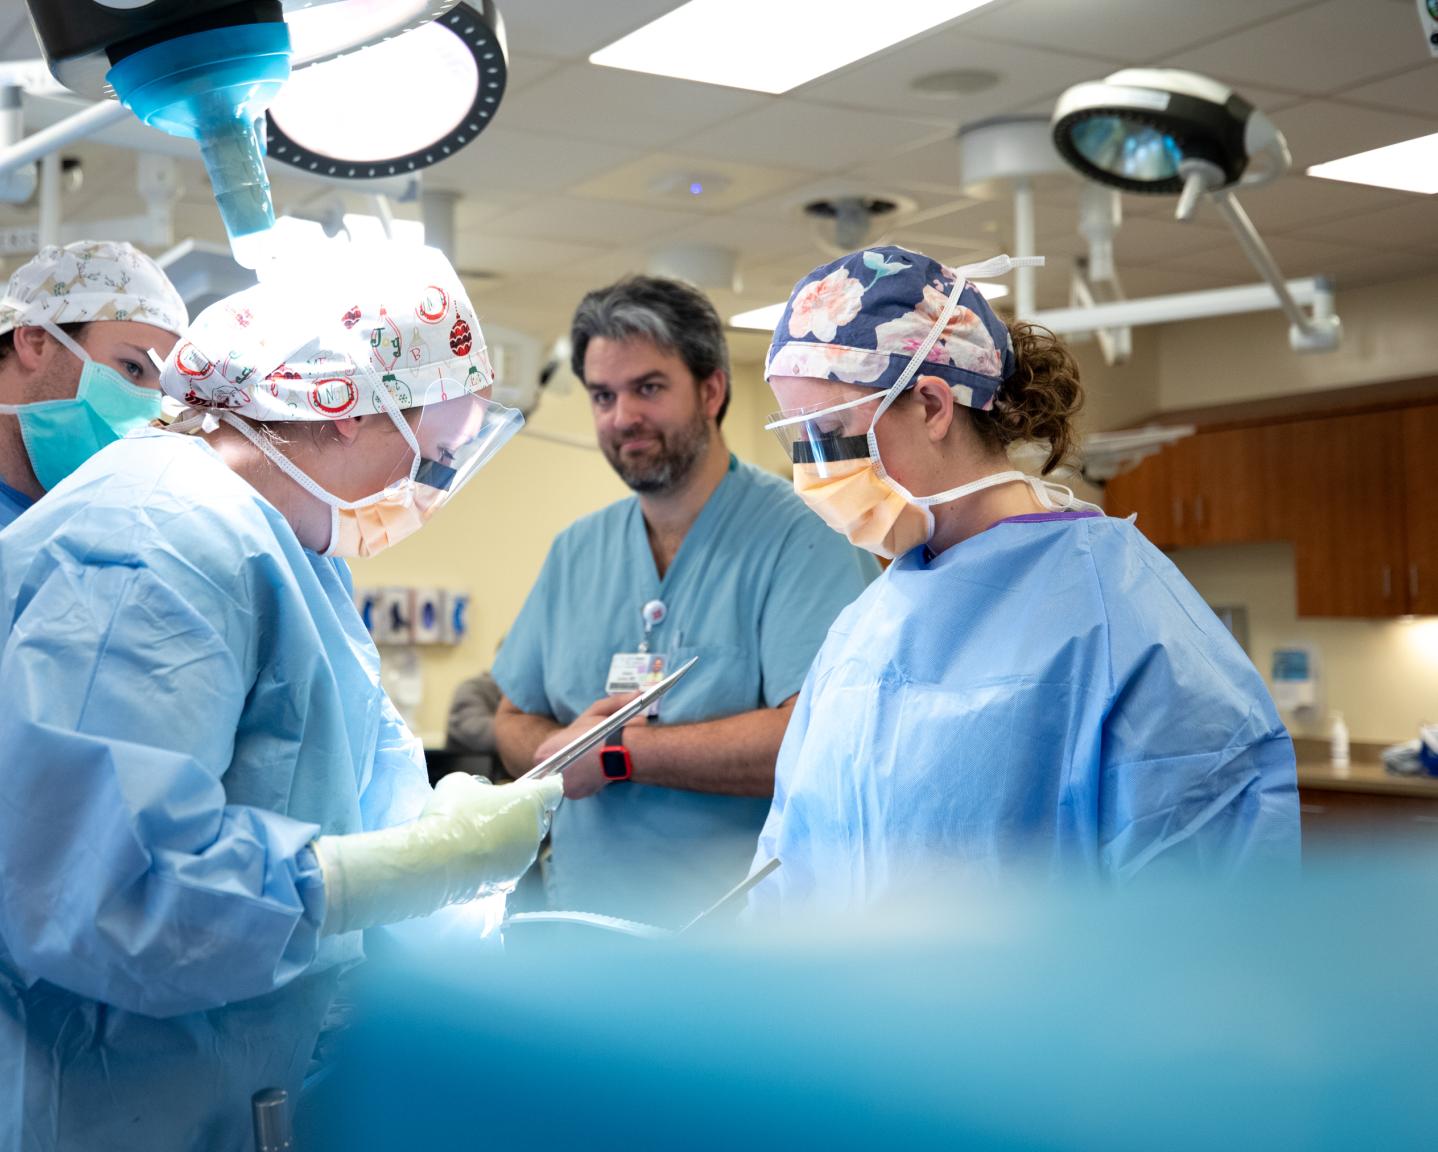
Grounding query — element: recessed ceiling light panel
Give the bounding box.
[590,0,1001,95]
[1307,132,1438,195]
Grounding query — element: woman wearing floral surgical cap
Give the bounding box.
[747,245,1299,913]
[0,244,561,1151]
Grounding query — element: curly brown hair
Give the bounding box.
[968,321,1084,475]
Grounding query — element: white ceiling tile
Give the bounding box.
[1161,0,1433,97]
[957,0,1319,62]
[794,30,1115,122]
[742,250,840,296]
[1323,248,1438,288]
[846,133,966,192]
[1270,99,1438,168]
[498,63,769,149]
[1339,64,1438,115]
[654,213,820,263]
[1103,263,1238,298]
[1104,215,1235,265]
[1167,232,1375,280]
[0,9,37,61]
[567,151,812,212]
[503,53,567,95]
[422,125,642,197]
[1132,172,1413,232]
[455,231,611,277]
[495,1,682,61]
[562,246,657,287]
[1283,197,1438,251]
[484,195,701,247]
[683,104,952,174]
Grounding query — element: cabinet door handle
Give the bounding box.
[1411,564,1420,604]
[1382,564,1393,599]
[1194,494,1205,527]
[1172,498,1184,529]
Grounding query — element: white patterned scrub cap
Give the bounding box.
[159,242,494,422]
[0,239,187,338]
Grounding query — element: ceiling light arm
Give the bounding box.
[1031,277,1335,334]
[371,193,396,240]
[38,151,61,247]
[1012,177,1037,318]
[0,98,128,178]
[1204,182,1341,352]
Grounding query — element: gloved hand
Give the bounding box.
[314,773,563,936]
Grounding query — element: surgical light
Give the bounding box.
[1052,69,1290,211]
[1307,131,1438,195]
[19,0,489,268]
[1050,69,1341,354]
[590,0,1001,95]
[266,4,507,181]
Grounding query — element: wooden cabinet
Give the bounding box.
[1402,405,1438,615]
[1105,426,1269,549]
[1188,427,1273,546]
[1269,412,1409,618]
[1104,444,1177,548]
[1103,401,1438,618]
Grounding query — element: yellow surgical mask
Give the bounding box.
[326,483,440,559]
[792,457,934,560]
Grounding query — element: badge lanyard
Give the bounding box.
[637,598,666,653]
[607,599,670,717]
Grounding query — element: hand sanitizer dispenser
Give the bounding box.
[1271,647,1318,718]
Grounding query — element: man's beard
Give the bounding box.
[603,408,710,495]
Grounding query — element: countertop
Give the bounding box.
[1293,738,1438,799]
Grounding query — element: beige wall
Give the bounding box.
[1083,270,1438,748]
[1155,269,1438,411]
[348,358,786,742]
[1168,543,1438,745]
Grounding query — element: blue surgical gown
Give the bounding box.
[749,513,1300,914]
[0,477,33,530]
[495,456,879,925]
[0,430,430,1151]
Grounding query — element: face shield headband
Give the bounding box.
[171,323,522,555]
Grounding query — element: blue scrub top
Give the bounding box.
[750,514,1301,914]
[0,430,430,1151]
[494,456,879,925]
[0,476,35,529]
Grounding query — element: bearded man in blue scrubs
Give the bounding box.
[0,241,186,528]
[494,276,879,926]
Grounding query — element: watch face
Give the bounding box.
[601,747,630,780]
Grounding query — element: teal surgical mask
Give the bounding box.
[0,322,162,491]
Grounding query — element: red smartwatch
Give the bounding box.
[600,727,633,781]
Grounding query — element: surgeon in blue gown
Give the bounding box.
[749,246,1299,913]
[0,245,561,1151]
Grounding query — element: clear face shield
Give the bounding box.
[764,391,885,476]
[195,329,523,558]
[399,383,524,508]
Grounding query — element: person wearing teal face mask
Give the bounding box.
[0,240,187,528]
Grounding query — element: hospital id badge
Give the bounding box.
[606,652,669,695]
